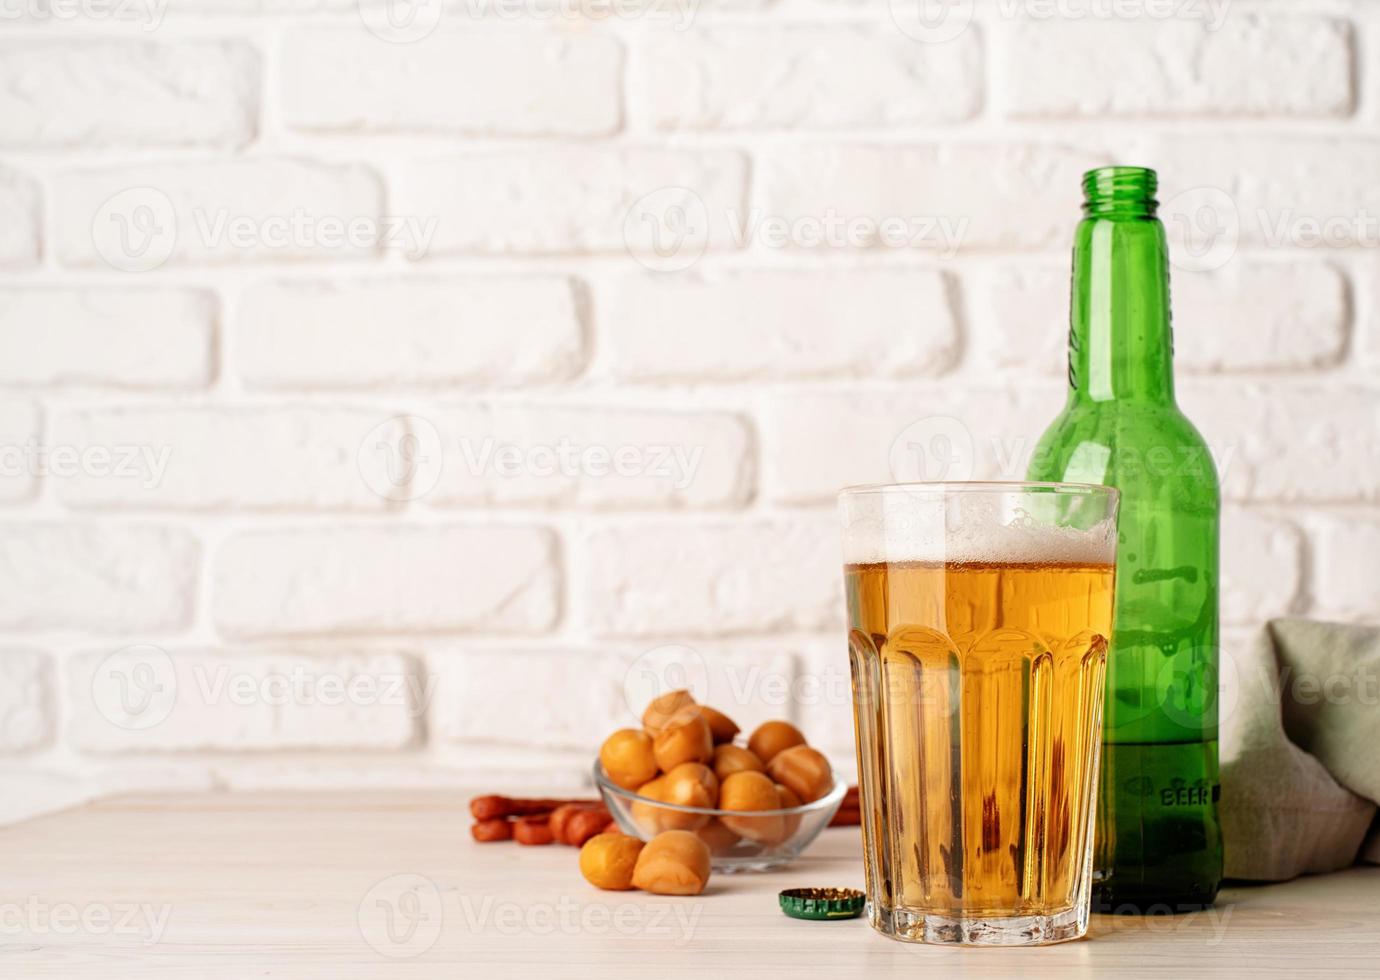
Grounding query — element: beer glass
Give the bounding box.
[839,482,1118,946]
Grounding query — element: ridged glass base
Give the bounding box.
[868,901,1088,947]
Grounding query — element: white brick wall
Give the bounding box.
[632,26,982,129]
[55,160,383,267]
[601,268,958,380]
[579,518,842,637]
[0,525,198,632]
[280,27,623,136]
[1002,16,1353,118]
[237,278,586,388]
[213,526,559,637]
[1,0,1376,809]
[0,288,216,387]
[0,40,261,147]
[67,648,420,751]
[0,167,40,267]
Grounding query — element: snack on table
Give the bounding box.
[579,832,645,891]
[711,743,764,782]
[695,818,742,854]
[471,817,514,842]
[513,814,555,846]
[642,689,697,734]
[719,770,786,844]
[747,720,807,765]
[697,705,740,744]
[598,692,844,855]
[660,762,718,828]
[564,806,614,847]
[469,797,605,846]
[630,776,668,835]
[652,706,714,771]
[599,729,659,790]
[776,784,804,839]
[767,745,834,804]
[470,795,591,821]
[631,830,713,896]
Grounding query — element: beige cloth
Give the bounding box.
[1221,618,1380,880]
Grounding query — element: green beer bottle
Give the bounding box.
[1028,166,1223,911]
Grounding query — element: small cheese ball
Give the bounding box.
[776,783,804,839]
[767,744,834,803]
[696,819,742,856]
[579,832,645,891]
[599,728,658,790]
[630,776,668,836]
[643,689,697,735]
[652,705,713,772]
[698,706,740,745]
[658,762,717,831]
[663,762,718,807]
[747,720,806,765]
[718,770,785,844]
[711,743,765,783]
[631,830,712,896]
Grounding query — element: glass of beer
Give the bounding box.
[840,482,1118,946]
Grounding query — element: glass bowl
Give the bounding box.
[593,761,848,872]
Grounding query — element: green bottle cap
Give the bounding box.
[778,887,865,921]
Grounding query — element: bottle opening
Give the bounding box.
[1082,166,1158,217]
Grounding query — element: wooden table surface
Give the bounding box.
[3,791,1378,978]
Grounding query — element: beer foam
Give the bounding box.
[840,499,1117,567]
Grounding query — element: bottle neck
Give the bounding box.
[1068,182,1176,406]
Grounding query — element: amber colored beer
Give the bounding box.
[845,559,1114,938]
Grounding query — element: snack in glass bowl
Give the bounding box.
[594,694,846,872]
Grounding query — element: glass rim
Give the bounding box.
[837,480,1119,499]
